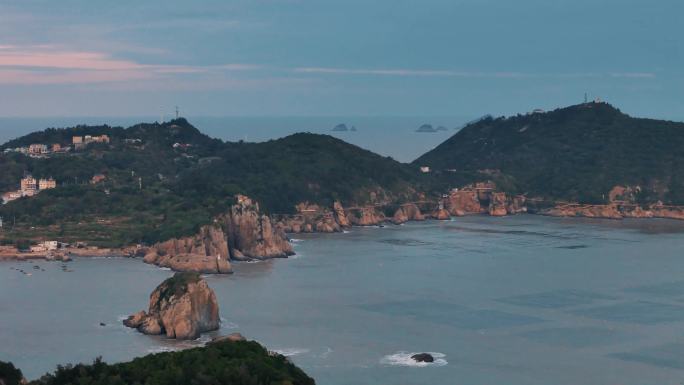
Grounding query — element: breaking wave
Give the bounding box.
[272,348,310,357]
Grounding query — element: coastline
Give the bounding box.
[3,203,684,264]
[0,245,136,262]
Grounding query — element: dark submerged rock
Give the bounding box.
[411,353,434,363]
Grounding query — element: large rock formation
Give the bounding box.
[445,190,483,216]
[226,195,293,260]
[488,192,508,216]
[124,272,219,340]
[144,226,232,274]
[144,195,293,272]
[347,206,386,226]
[333,201,351,227]
[275,202,346,234]
[543,204,623,219]
[507,195,527,214]
[431,207,451,220]
[392,203,425,224]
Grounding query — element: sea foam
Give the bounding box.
[272,347,310,357]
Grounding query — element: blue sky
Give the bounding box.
[0,0,681,118]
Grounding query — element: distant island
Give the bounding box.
[331,123,356,132]
[416,124,437,133]
[2,102,684,269]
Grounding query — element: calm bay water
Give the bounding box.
[3,215,684,384]
[0,116,470,163]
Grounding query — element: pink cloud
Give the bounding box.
[0,45,261,85]
[0,47,144,71]
[0,69,152,84]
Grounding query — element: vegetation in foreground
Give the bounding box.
[0,340,315,385]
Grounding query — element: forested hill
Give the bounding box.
[0,119,427,246]
[414,102,684,204]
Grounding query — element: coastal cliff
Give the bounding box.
[392,203,425,224]
[144,195,293,273]
[124,272,220,340]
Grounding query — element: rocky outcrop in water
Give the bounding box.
[411,353,434,363]
[488,192,508,216]
[392,203,425,224]
[540,185,684,220]
[144,225,232,273]
[543,204,622,219]
[445,190,483,216]
[123,272,219,340]
[348,206,386,226]
[431,207,451,220]
[275,202,346,234]
[227,195,293,260]
[144,195,293,272]
[333,201,351,227]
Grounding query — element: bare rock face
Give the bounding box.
[124,273,220,340]
[333,201,351,227]
[650,205,684,219]
[348,207,386,226]
[392,204,425,224]
[488,192,508,216]
[544,204,623,219]
[144,195,293,272]
[445,190,483,215]
[144,225,232,274]
[276,201,348,234]
[225,195,294,259]
[431,207,451,220]
[507,195,527,214]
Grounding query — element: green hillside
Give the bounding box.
[414,102,684,204]
[0,119,426,246]
[0,340,315,385]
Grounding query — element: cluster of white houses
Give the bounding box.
[1,175,57,204]
[3,134,110,157]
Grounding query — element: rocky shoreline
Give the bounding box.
[0,244,145,262]
[3,186,684,270]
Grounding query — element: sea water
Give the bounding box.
[3,215,684,384]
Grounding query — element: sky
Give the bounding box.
[0,0,682,119]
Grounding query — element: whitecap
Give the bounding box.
[159,267,172,271]
[342,230,350,234]
[290,238,304,243]
[272,348,310,357]
[380,352,447,367]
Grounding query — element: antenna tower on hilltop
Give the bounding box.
[175,106,179,119]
